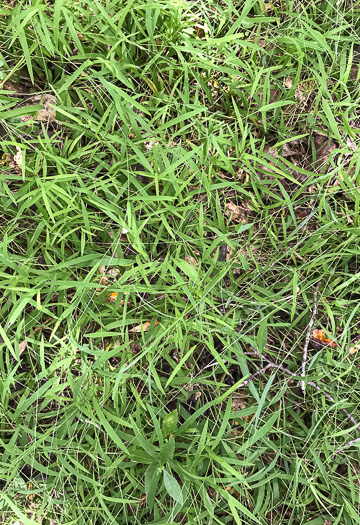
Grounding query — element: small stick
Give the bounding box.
[241,351,360,457]
[301,280,322,392]
[331,436,360,458]
[307,381,359,427]
[241,364,274,387]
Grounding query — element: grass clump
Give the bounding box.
[1,0,360,523]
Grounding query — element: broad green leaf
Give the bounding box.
[159,439,175,465]
[162,410,178,437]
[163,469,183,505]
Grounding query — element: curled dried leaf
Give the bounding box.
[313,329,337,348]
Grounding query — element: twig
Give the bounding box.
[241,350,360,457]
[331,436,360,458]
[301,280,322,392]
[241,364,274,387]
[307,381,359,427]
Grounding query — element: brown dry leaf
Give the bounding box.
[349,345,360,355]
[195,23,210,40]
[225,202,242,221]
[313,329,337,348]
[130,342,141,354]
[37,109,56,122]
[36,94,57,122]
[269,88,279,103]
[20,94,57,124]
[351,65,359,80]
[3,80,29,93]
[284,77,293,89]
[130,320,159,333]
[256,144,281,183]
[313,132,336,173]
[347,136,357,152]
[282,140,303,158]
[294,80,316,109]
[19,339,27,356]
[231,393,247,411]
[97,265,119,296]
[185,255,199,268]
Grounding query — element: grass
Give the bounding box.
[0,0,360,523]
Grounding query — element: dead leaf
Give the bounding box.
[269,88,279,103]
[284,77,293,89]
[294,80,316,109]
[144,140,159,150]
[19,340,27,356]
[313,132,336,173]
[36,109,56,122]
[347,136,357,152]
[185,255,199,268]
[36,94,57,122]
[3,80,29,93]
[97,266,119,292]
[108,292,119,302]
[349,345,360,355]
[313,329,337,348]
[130,342,141,354]
[282,140,302,158]
[130,320,159,332]
[20,94,57,124]
[231,393,247,411]
[225,202,244,221]
[351,65,359,80]
[13,146,23,168]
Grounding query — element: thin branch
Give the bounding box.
[241,364,274,387]
[240,350,360,457]
[307,381,359,427]
[301,280,322,392]
[331,436,360,458]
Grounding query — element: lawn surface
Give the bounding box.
[1,0,360,523]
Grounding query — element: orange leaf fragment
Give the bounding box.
[107,291,126,306]
[130,320,159,333]
[312,329,337,348]
[349,345,360,355]
[108,292,119,302]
